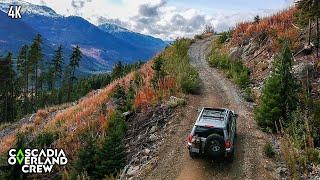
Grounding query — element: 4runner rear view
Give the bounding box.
[187,107,238,161]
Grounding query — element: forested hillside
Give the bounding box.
[0,38,200,179]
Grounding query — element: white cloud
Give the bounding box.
[22,0,293,40]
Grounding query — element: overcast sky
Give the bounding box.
[24,0,295,40]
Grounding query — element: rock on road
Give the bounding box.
[138,37,274,180]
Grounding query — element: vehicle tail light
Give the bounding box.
[187,134,193,143]
[225,140,231,148]
[204,125,214,128]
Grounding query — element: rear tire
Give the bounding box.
[204,134,225,159]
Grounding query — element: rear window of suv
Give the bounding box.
[194,126,224,138]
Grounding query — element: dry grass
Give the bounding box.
[34,109,49,126]
[232,8,299,51]
[0,46,183,161]
[0,122,11,132]
[0,134,16,155]
[33,60,175,156]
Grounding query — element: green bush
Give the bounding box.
[194,34,203,40]
[217,30,233,44]
[306,148,320,164]
[32,131,59,148]
[162,39,201,95]
[263,142,275,158]
[235,70,250,88]
[181,68,201,94]
[208,45,250,88]
[244,87,254,102]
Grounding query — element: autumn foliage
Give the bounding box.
[232,8,299,50]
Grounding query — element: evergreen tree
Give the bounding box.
[151,56,166,88]
[73,135,98,177]
[68,45,82,101]
[61,67,72,103]
[94,111,126,178]
[28,34,43,109]
[0,53,16,122]
[111,61,124,79]
[254,15,261,24]
[255,42,299,131]
[52,45,64,88]
[16,45,30,114]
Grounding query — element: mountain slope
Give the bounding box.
[98,23,166,54]
[0,0,166,73]
[0,10,37,53]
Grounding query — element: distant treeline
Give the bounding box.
[0,34,143,123]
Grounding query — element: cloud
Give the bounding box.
[138,0,166,17]
[22,0,293,40]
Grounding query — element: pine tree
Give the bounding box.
[93,111,126,178]
[28,34,43,110]
[151,56,166,88]
[16,45,30,114]
[68,45,82,101]
[111,61,124,79]
[60,67,72,103]
[52,45,64,88]
[0,53,16,122]
[254,15,261,24]
[254,42,299,131]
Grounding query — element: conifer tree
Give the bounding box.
[52,45,64,88]
[94,111,126,178]
[28,34,43,109]
[68,45,82,101]
[111,61,124,79]
[255,42,299,131]
[254,15,261,24]
[17,45,30,114]
[0,53,16,122]
[151,56,166,88]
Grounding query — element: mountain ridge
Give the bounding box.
[0,0,166,74]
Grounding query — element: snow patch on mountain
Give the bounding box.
[0,0,60,17]
[98,23,130,33]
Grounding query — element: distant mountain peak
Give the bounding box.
[0,0,60,18]
[98,23,130,33]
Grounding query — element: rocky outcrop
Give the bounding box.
[121,97,184,179]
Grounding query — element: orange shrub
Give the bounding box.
[34,109,49,126]
[232,7,298,48]
[134,86,157,108]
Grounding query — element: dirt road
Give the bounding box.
[139,37,274,180]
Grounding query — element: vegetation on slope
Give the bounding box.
[0,38,199,179]
[232,8,300,51]
[254,42,299,132]
[0,34,143,124]
[208,39,251,89]
[208,2,320,178]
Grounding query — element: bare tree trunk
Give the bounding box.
[317,17,319,58]
[308,18,312,46]
[35,64,38,105]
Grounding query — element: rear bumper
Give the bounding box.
[187,143,232,156]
